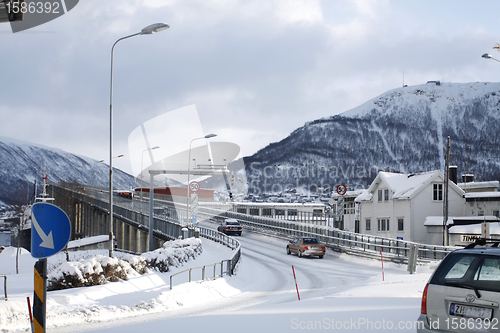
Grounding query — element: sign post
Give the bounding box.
[30,202,71,333]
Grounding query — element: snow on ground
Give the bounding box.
[0,236,435,333]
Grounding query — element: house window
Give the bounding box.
[494,210,499,218]
[366,218,371,231]
[398,218,404,231]
[478,210,484,216]
[237,208,247,214]
[433,183,443,201]
[288,209,297,216]
[249,208,260,216]
[378,218,390,231]
[384,189,389,201]
[378,190,383,202]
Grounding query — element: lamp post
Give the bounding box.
[482,53,500,63]
[140,146,160,211]
[186,134,217,226]
[109,23,169,257]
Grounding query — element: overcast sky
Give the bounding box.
[2,0,500,175]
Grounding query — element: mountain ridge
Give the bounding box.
[0,136,136,208]
[243,82,500,196]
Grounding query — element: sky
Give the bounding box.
[2,0,500,175]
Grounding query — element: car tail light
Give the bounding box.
[304,246,309,250]
[226,227,230,230]
[321,247,326,251]
[421,283,429,314]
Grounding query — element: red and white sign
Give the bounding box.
[189,181,200,193]
[336,184,347,196]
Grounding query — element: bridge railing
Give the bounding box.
[196,205,456,261]
[51,183,242,280]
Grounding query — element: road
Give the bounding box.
[81,222,423,333]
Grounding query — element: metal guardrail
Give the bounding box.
[197,205,457,261]
[0,275,7,301]
[170,261,226,289]
[53,182,451,266]
[51,183,243,285]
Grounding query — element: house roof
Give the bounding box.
[424,216,500,226]
[357,170,464,201]
[449,223,500,235]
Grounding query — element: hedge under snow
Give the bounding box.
[48,238,202,291]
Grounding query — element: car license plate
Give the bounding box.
[450,303,493,320]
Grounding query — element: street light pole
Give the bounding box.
[186,134,217,226]
[109,23,169,257]
[140,146,160,212]
[482,53,500,63]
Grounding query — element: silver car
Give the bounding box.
[417,239,500,332]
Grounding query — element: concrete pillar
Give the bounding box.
[139,230,148,253]
[123,224,130,251]
[130,227,138,253]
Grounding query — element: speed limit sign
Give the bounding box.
[189,181,200,192]
[336,184,347,196]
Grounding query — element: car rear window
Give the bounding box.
[431,252,500,292]
[226,222,240,225]
[303,238,320,244]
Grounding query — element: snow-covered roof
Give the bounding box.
[332,189,365,199]
[354,190,372,202]
[449,222,500,235]
[464,192,500,199]
[361,170,463,201]
[424,216,456,226]
[458,181,499,191]
[425,216,500,226]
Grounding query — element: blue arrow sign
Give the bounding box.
[31,203,71,259]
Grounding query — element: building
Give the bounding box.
[355,170,465,243]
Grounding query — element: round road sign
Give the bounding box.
[336,184,347,196]
[189,181,200,192]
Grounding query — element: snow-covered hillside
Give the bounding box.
[244,82,500,195]
[0,136,135,206]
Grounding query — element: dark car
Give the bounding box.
[417,238,500,333]
[217,218,242,236]
[287,237,326,258]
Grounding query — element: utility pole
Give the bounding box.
[443,136,450,246]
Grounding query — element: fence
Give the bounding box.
[51,183,242,285]
[197,205,456,261]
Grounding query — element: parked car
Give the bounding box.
[217,218,242,236]
[287,237,325,258]
[417,238,500,333]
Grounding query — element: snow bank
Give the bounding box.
[48,238,202,290]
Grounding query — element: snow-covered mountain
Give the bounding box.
[244,82,500,195]
[0,137,135,206]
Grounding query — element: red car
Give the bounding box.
[287,237,326,258]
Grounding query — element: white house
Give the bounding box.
[355,170,465,244]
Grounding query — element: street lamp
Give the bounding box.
[186,134,217,226]
[482,53,500,63]
[140,146,160,210]
[109,23,169,257]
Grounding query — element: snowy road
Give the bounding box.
[85,226,429,333]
